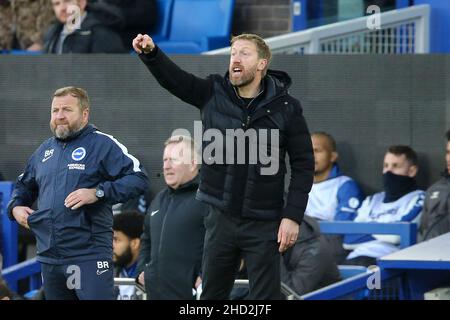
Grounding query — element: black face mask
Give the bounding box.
[383,171,417,203]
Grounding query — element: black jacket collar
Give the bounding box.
[168,175,200,194]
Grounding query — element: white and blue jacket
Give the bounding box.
[344,189,425,259]
[7,124,149,265]
[305,165,364,221]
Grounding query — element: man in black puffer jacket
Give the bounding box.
[133,33,314,299]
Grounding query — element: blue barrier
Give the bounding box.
[299,221,418,300]
[2,257,41,293]
[318,221,417,249]
[301,267,403,300]
[0,181,17,268]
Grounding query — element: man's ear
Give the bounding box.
[82,108,89,123]
[258,59,267,71]
[408,165,418,178]
[331,151,338,163]
[130,238,141,251]
[78,0,87,11]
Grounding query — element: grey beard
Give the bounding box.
[51,124,83,139]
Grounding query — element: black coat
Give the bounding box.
[43,7,126,53]
[137,176,207,300]
[139,48,314,224]
[419,174,450,241]
[280,216,341,295]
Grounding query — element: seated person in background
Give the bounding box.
[280,215,341,296]
[113,211,145,300]
[113,190,153,215]
[93,0,157,50]
[0,278,22,300]
[343,145,425,267]
[44,0,126,53]
[305,132,364,263]
[0,279,13,300]
[0,0,54,51]
[419,130,450,241]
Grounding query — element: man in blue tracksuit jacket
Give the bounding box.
[7,86,149,300]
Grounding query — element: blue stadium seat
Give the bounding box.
[157,0,235,54]
[2,50,42,55]
[150,0,174,42]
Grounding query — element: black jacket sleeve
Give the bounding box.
[283,99,314,224]
[139,46,214,109]
[137,210,151,274]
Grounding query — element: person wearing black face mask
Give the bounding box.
[342,145,425,267]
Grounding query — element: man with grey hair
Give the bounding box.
[137,135,208,300]
[8,86,149,299]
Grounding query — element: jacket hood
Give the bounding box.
[265,69,292,93]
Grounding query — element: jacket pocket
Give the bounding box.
[64,208,87,227]
[27,208,53,254]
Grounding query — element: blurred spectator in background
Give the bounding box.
[363,0,396,12]
[305,132,364,264]
[343,145,425,267]
[419,130,450,242]
[0,0,54,51]
[0,278,23,300]
[0,279,13,300]
[93,0,157,50]
[113,211,144,300]
[44,0,126,53]
[280,216,341,296]
[113,190,153,215]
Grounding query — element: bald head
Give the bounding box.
[311,132,338,182]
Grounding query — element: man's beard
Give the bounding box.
[50,121,82,139]
[113,246,134,269]
[229,66,257,88]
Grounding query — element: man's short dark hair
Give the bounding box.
[312,131,337,152]
[113,211,144,240]
[387,145,418,166]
